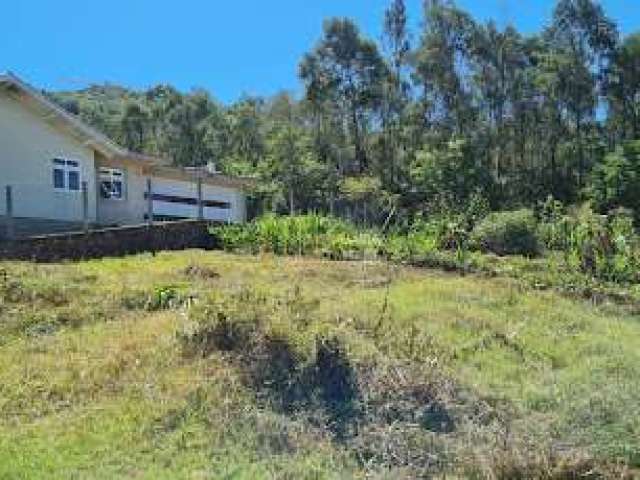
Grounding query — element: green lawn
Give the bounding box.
[0,251,638,479]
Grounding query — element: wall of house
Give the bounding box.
[150,176,246,224]
[95,154,149,226]
[0,92,97,223]
[0,216,85,240]
[0,90,246,231]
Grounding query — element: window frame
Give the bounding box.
[99,167,126,201]
[52,158,82,193]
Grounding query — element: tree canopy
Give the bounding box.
[49,0,640,223]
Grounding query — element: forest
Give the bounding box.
[49,0,640,226]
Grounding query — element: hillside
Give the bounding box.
[1,251,638,479]
[47,86,146,151]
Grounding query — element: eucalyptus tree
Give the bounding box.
[299,18,389,174]
[545,0,618,188]
[527,38,569,199]
[162,90,218,167]
[381,0,412,189]
[384,0,411,88]
[224,97,266,174]
[606,33,640,142]
[470,22,529,187]
[145,84,182,155]
[120,102,149,153]
[413,0,477,136]
[262,93,325,214]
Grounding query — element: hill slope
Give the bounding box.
[0,252,638,478]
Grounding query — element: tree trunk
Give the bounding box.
[289,188,295,216]
[576,112,584,189]
[351,103,366,173]
[550,138,558,198]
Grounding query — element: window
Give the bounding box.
[52,158,81,191]
[99,167,125,200]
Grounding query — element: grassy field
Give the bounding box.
[0,251,639,479]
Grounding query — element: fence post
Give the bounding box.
[146,178,153,226]
[197,175,204,221]
[5,185,14,241]
[81,181,89,233]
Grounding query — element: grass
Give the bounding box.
[1,250,639,478]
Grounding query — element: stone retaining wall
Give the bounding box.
[0,220,219,262]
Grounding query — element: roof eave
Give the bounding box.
[0,72,126,158]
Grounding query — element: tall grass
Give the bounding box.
[213,214,383,259]
[215,207,640,302]
[1,251,639,477]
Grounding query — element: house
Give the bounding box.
[0,72,247,239]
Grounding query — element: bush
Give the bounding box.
[470,209,540,257]
[180,289,268,357]
[588,140,640,222]
[566,207,640,283]
[536,196,573,251]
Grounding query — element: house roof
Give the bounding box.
[0,72,132,159]
[0,71,250,190]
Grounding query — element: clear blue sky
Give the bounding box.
[1,1,637,104]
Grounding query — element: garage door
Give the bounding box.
[149,177,234,222]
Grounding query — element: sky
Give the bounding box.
[1,1,638,104]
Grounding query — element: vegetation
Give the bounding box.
[11,0,640,476]
[1,251,639,478]
[47,1,640,225]
[469,210,540,257]
[214,214,381,259]
[214,207,640,309]
[589,140,640,222]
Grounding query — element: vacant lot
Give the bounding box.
[0,251,638,479]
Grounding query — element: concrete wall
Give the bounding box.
[95,154,149,226]
[0,92,97,222]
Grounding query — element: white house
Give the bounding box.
[0,72,247,238]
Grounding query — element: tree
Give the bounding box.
[545,0,618,187]
[145,84,182,155]
[263,93,323,214]
[413,0,477,135]
[163,90,217,167]
[225,97,266,174]
[589,140,640,219]
[606,33,640,142]
[381,0,411,188]
[300,18,388,173]
[410,138,493,213]
[470,23,528,184]
[48,0,633,223]
[384,0,410,83]
[120,102,149,153]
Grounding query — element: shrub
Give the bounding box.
[588,140,640,222]
[120,285,188,311]
[470,209,540,257]
[536,196,573,251]
[180,289,268,357]
[566,208,640,283]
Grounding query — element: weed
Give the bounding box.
[2,251,639,478]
